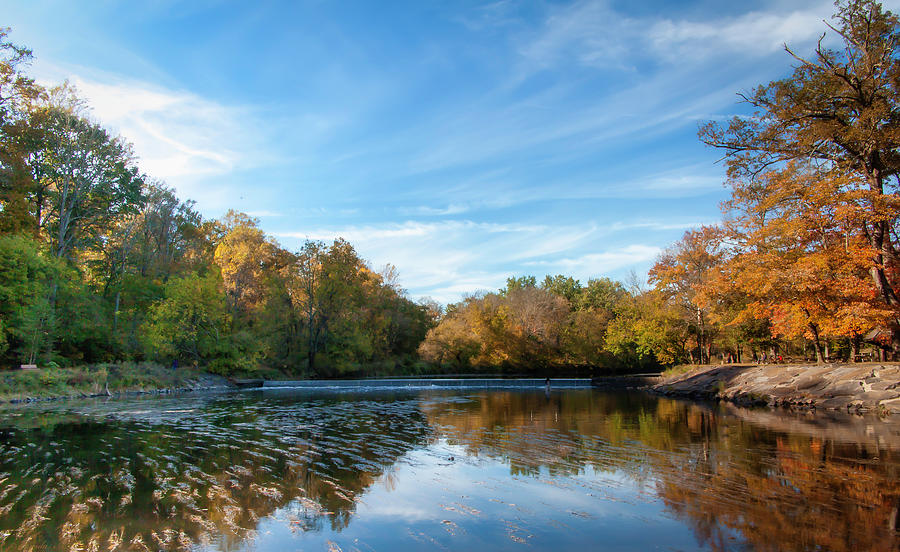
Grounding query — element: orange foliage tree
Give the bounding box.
[701,0,900,355]
[649,225,725,364]
[722,163,894,362]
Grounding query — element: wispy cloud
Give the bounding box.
[274,219,689,303]
[245,210,284,218]
[519,0,836,72]
[648,5,834,59]
[523,244,662,274]
[31,62,278,209]
[398,204,472,216]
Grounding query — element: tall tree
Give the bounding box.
[31,86,143,259]
[214,210,276,315]
[721,163,891,362]
[649,226,724,364]
[0,28,44,235]
[0,27,40,120]
[701,0,900,353]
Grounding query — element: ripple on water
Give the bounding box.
[0,389,895,551]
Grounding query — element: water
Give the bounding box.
[0,388,897,551]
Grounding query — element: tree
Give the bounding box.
[541,274,582,305]
[720,163,892,362]
[500,275,537,295]
[605,289,692,367]
[144,271,232,368]
[0,235,60,365]
[21,86,144,259]
[577,277,627,312]
[214,210,277,314]
[504,286,570,368]
[418,313,480,369]
[0,27,40,120]
[0,28,44,235]
[701,0,900,354]
[649,226,724,364]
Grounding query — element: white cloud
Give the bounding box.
[519,0,837,71]
[31,62,277,210]
[274,219,683,304]
[245,210,284,218]
[523,244,662,275]
[648,3,834,59]
[398,204,472,216]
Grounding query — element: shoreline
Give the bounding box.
[0,363,233,405]
[5,365,899,417]
[651,362,900,415]
[4,382,232,405]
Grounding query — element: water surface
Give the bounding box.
[0,388,897,551]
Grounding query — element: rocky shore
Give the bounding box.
[652,363,900,414]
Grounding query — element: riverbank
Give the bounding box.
[0,362,230,403]
[652,362,900,414]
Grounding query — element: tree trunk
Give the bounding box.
[809,323,824,364]
[113,290,121,333]
[864,171,900,356]
[696,308,705,364]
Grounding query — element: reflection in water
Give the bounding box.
[0,389,896,551]
[425,392,900,551]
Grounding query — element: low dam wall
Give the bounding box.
[259,378,593,389]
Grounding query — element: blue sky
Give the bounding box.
[5,0,893,303]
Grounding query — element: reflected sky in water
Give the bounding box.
[0,389,897,551]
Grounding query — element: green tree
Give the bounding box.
[144,271,232,370]
[541,274,583,305]
[606,289,692,367]
[0,235,60,365]
[29,85,143,259]
[500,275,537,295]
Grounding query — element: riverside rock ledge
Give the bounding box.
[652,363,900,414]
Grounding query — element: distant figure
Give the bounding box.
[171,359,178,370]
[545,377,551,393]
[761,352,767,364]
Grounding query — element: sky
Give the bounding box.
[5,0,896,303]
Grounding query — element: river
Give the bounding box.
[0,387,897,551]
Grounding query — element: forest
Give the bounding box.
[1,0,899,377]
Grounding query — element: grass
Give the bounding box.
[661,364,704,379]
[0,362,222,401]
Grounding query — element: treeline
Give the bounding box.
[0,29,434,376]
[3,0,900,377]
[419,275,636,373]
[420,1,900,370]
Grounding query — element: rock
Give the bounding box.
[652,362,900,416]
[825,381,867,397]
[854,390,899,404]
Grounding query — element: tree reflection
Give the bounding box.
[423,390,900,551]
[0,393,431,551]
[0,391,897,551]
